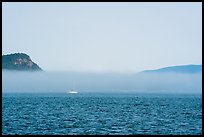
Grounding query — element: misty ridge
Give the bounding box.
[2,53,202,94]
[2,69,202,94]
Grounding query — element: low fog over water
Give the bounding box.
[2,70,202,94]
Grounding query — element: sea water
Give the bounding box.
[2,93,202,135]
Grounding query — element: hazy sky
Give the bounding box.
[2,2,202,73]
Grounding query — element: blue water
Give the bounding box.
[2,93,202,135]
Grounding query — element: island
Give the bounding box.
[2,53,42,71]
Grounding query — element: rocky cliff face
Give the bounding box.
[2,53,42,71]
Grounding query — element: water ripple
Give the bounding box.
[2,93,202,135]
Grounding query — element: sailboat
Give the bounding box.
[67,81,78,94]
[67,89,78,94]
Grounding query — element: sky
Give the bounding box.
[2,2,202,73]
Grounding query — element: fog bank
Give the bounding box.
[2,70,202,94]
